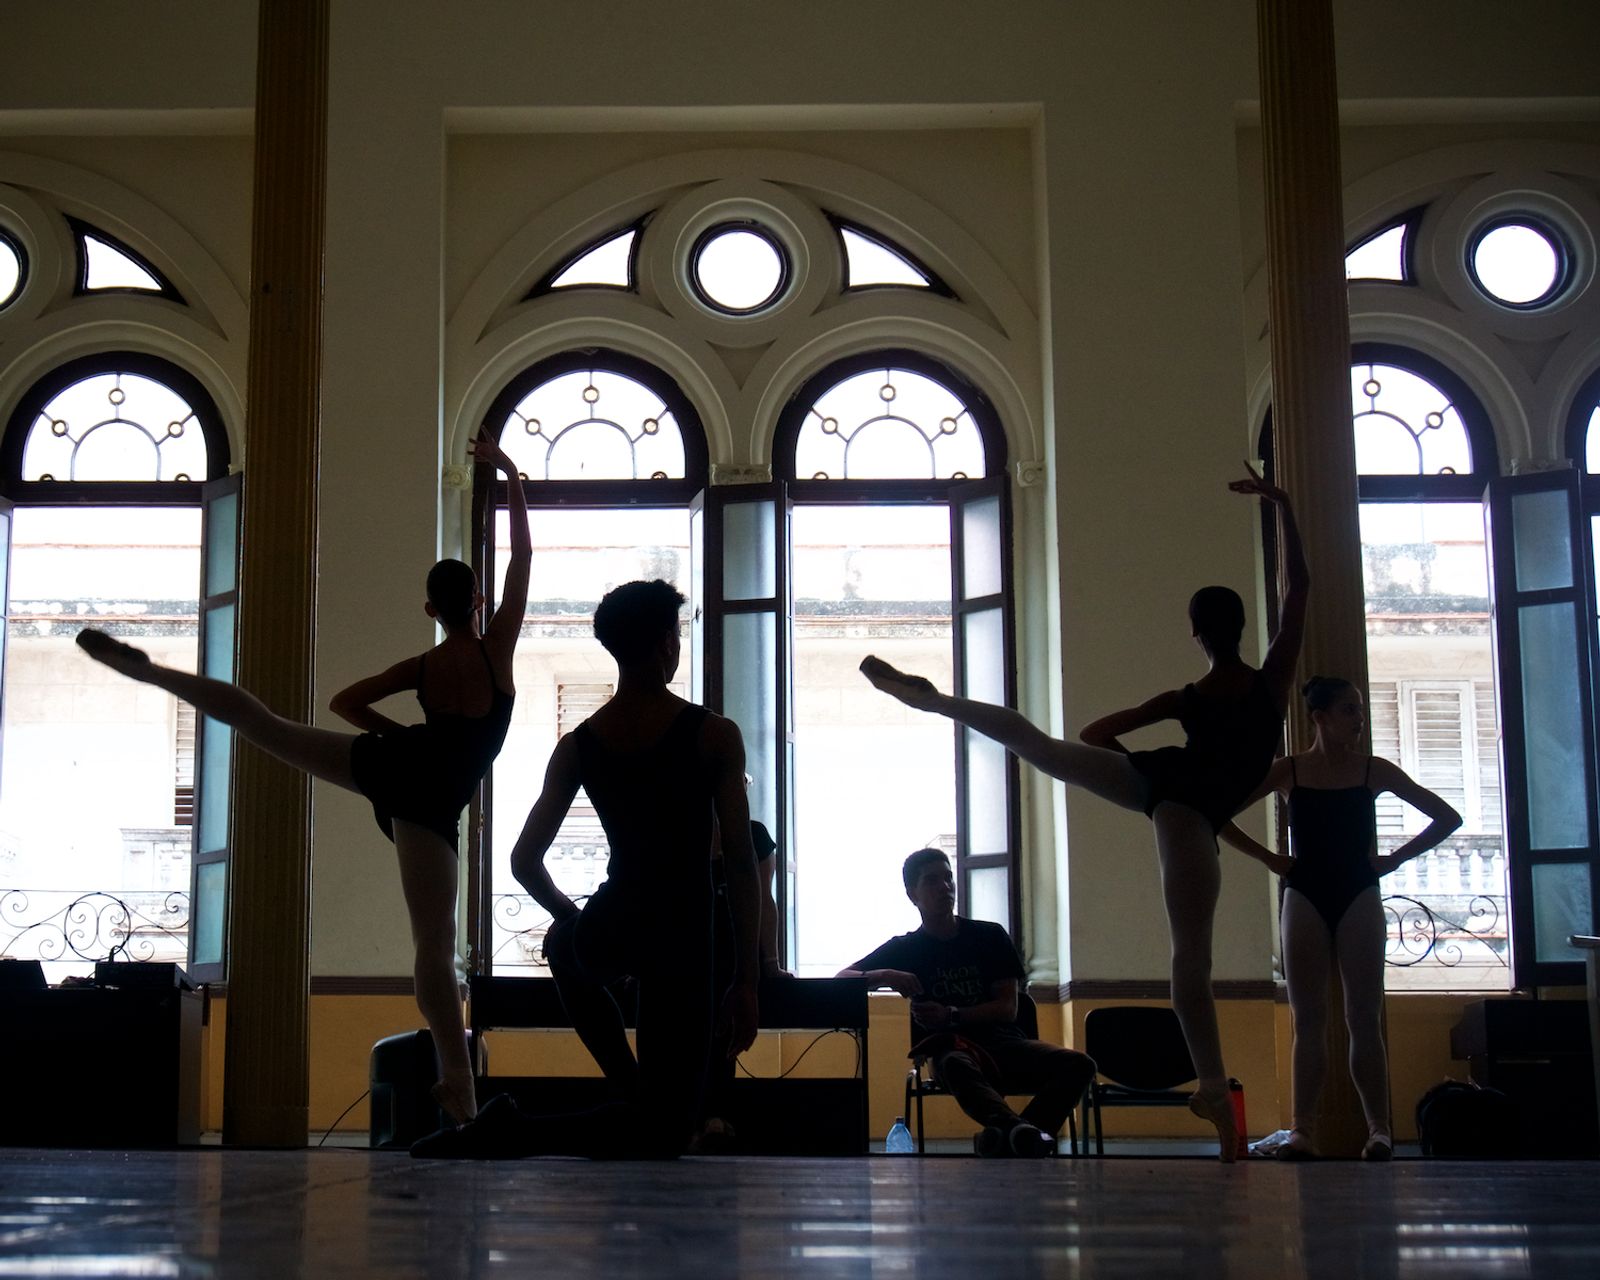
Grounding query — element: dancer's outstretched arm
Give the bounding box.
[860,656,1147,810]
[509,734,584,921]
[1231,465,1310,707]
[474,431,531,677]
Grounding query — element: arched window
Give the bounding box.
[477,351,707,973]
[0,352,235,983]
[760,352,1014,974]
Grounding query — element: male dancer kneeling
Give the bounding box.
[415,579,759,1158]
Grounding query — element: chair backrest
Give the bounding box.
[1083,1005,1196,1089]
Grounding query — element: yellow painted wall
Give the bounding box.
[217,987,1509,1144]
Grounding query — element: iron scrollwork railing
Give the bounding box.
[1383,893,1507,970]
[0,889,191,965]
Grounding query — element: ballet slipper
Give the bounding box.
[1274,1128,1318,1160]
[75,628,151,674]
[858,655,940,704]
[1188,1088,1240,1164]
[431,1070,478,1125]
[1361,1131,1393,1162]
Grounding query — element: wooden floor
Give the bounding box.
[2,1149,1599,1277]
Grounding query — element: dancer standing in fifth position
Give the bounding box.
[861,466,1307,1160]
[76,430,531,1125]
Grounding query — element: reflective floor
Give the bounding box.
[2,1149,1598,1278]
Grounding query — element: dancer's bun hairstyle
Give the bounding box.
[1301,674,1355,713]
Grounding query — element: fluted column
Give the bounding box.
[1258,0,1373,1157]
[222,0,329,1148]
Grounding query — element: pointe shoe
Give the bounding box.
[1361,1132,1393,1162]
[75,628,151,671]
[431,1073,478,1126]
[1274,1128,1318,1160]
[1188,1089,1240,1164]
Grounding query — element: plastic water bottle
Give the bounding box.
[886,1116,915,1154]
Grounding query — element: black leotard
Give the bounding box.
[1127,670,1283,831]
[349,641,514,850]
[1284,756,1381,933]
[575,702,715,902]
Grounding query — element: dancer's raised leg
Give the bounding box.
[1280,886,1333,1157]
[77,629,358,790]
[392,819,476,1124]
[1334,887,1392,1156]
[1151,800,1234,1161]
[860,658,1149,811]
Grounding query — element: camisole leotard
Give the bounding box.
[1128,669,1283,831]
[1284,755,1381,932]
[349,640,514,850]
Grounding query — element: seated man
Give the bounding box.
[839,848,1094,1157]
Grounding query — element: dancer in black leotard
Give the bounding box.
[412,579,761,1159]
[75,430,530,1125]
[861,466,1308,1161]
[1223,676,1460,1159]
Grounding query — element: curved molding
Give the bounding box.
[0,151,248,343]
[0,311,245,460]
[738,290,1040,467]
[449,146,1034,352]
[0,182,66,327]
[448,290,742,466]
[1544,329,1600,460]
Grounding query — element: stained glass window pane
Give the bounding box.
[82,234,162,292]
[1519,601,1589,850]
[793,367,986,481]
[1511,487,1572,593]
[548,229,635,289]
[21,372,209,482]
[192,861,225,967]
[841,227,930,289]
[497,368,687,481]
[966,866,1008,926]
[1351,363,1473,477]
[1345,224,1406,282]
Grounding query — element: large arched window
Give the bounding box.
[0,352,235,983]
[475,350,707,974]
[750,351,1013,975]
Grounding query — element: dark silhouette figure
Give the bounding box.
[75,431,530,1124]
[1222,675,1460,1159]
[860,466,1308,1160]
[840,848,1095,1156]
[414,578,760,1159]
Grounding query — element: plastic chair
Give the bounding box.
[904,991,1079,1154]
[1078,1005,1197,1155]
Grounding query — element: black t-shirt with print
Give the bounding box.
[852,918,1027,1046]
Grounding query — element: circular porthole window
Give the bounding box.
[689,221,788,315]
[1467,217,1570,309]
[0,229,25,312]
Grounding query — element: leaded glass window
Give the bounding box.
[494,365,689,482]
[1352,362,1475,477]
[792,365,987,481]
[19,369,209,483]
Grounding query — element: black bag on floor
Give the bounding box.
[1415,1079,1519,1158]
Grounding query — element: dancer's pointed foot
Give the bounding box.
[1275,1128,1318,1160]
[1188,1088,1240,1163]
[1361,1131,1393,1162]
[76,628,151,675]
[859,655,942,710]
[431,1070,478,1125]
